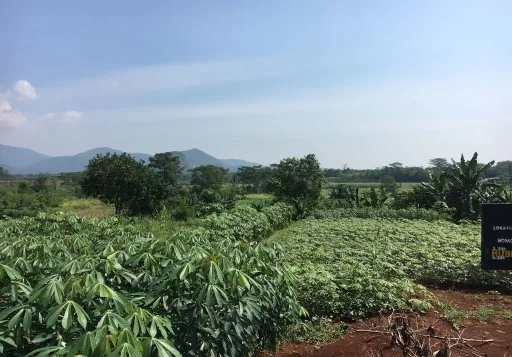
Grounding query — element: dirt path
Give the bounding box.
[269,290,512,357]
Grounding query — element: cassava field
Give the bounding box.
[2,206,511,357]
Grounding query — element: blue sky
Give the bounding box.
[1,0,511,168]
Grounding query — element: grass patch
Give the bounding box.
[286,318,348,344]
[236,193,273,207]
[501,310,512,319]
[472,305,495,323]
[436,302,468,329]
[59,198,114,218]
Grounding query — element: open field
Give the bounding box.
[59,198,114,217]
[321,182,419,198]
[324,181,419,190]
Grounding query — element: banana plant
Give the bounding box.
[443,152,495,219]
[420,171,449,201]
[361,188,388,208]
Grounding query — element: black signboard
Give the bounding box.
[481,203,512,270]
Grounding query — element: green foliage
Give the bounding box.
[286,318,348,344]
[190,165,229,192]
[57,172,83,186]
[428,158,450,171]
[361,188,389,208]
[236,165,272,193]
[328,184,360,207]
[171,200,197,221]
[31,176,54,193]
[472,305,495,323]
[261,202,295,230]
[268,218,512,321]
[0,186,65,219]
[81,153,169,216]
[313,207,440,221]
[381,175,399,194]
[0,208,302,356]
[435,302,468,329]
[148,152,184,185]
[267,154,324,216]
[443,152,496,220]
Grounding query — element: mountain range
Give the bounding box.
[0,144,259,174]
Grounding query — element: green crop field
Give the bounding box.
[267,216,512,319]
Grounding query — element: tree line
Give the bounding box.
[323,158,512,183]
[1,151,511,222]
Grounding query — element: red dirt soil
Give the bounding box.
[267,290,512,357]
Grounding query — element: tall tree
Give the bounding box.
[81,153,168,215]
[236,165,272,193]
[190,165,229,192]
[267,154,324,215]
[148,152,184,185]
[429,158,450,170]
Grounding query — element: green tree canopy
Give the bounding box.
[148,152,184,185]
[81,153,168,215]
[31,175,53,193]
[267,154,324,215]
[380,174,399,194]
[236,165,272,193]
[428,158,450,171]
[190,165,229,192]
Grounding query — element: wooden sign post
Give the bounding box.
[481,203,512,270]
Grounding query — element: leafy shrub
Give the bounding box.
[171,200,197,221]
[261,202,295,230]
[204,206,272,241]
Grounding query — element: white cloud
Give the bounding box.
[0,100,27,128]
[61,111,83,120]
[13,80,37,100]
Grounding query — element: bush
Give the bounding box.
[204,206,272,241]
[171,200,197,221]
[203,203,296,241]
[262,202,295,230]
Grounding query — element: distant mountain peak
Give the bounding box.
[0,145,260,174]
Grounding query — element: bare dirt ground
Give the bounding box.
[268,290,512,357]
